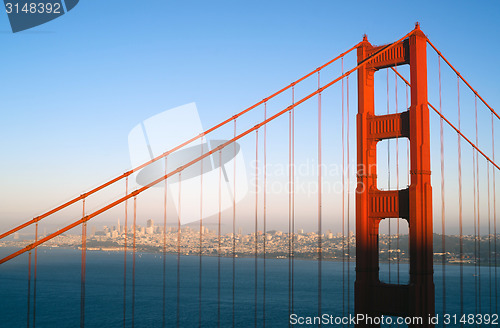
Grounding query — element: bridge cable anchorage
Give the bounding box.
[386,68,391,283]
[438,56,446,321]
[199,136,203,328]
[123,176,128,328]
[317,70,323,322]
[457,76,464,323]
[493,111,498,313]
[176,173,181,328]
[0,43,363,244]
[217,150,222,328]
[132,196,137,328]
[394,65,400,286]
[341,57,345,326]
[81,198,87,328]
[232,118,237,328]
[263,103,267,328]
[163,156,168,328]
[427,39,500,121]
[346,75,351,325]
[254,129,259,328]
[0,31,413,266]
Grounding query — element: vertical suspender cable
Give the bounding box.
[164,156,168,328]
[27,251,31,328]
[33,223,38,328]
[488,159,492,314]
[132,196,137,328]
[218,151,222,328]
[473,145,478,316]
[493,111,498,313]
[263,104,267,328]
[254,130,259,328]
[81,198,86,328]
[386,69,391,282]
[233,119,237,328]
[394,67,400,285]
[346,75,351,324]
[341,58,346,323]
[288,95,292,327]
[199,137,204,328]
[439,57,446,319]
[291,87,295,316]
[291,86,296,316]
[475,95,482,314]
[317,70,323,322]
[123,177,128,328]
[177,173,182,328]
[457,76,464,322]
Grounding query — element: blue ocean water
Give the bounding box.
[0,248,497,327]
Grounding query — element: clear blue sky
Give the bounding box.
[1,0,499,234]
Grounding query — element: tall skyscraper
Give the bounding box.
[147,219,154,228]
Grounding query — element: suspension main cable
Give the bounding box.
[390,67,500,171]
[427,39,500,121]
[0,43,362,242]
[1,32,416,266]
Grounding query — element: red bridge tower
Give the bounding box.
[355,24,434,327]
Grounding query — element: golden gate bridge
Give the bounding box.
[0,23,498,327]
